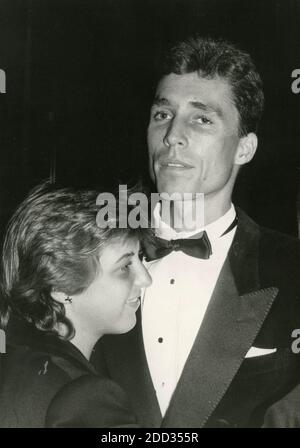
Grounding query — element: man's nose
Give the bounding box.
[135,263,152,289]
[163,118,187,148]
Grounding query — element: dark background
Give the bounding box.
[0,0,299,240]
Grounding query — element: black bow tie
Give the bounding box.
[143,231,212,261]
[142,216,238,262]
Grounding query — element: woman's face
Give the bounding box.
[70,237,152,338]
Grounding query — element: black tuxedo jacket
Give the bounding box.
[92,209,300,428]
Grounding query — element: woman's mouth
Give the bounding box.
[126,297,140,308]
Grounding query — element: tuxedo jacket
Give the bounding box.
[0,318,137,427]
[92,208,300,428]
[262,381,300,427]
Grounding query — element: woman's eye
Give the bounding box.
[138,249,144,261]
[120,261,132,272]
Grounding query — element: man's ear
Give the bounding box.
[51,290,69,303]
[234,132,258,166]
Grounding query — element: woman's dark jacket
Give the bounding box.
[0,317,137,428]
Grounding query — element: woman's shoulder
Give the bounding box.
[2,343,73,388]
[0,344,74,427]
[46,374,139,428]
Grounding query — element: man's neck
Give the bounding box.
[160,195,232,232]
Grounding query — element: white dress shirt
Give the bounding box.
[141,203,237,416]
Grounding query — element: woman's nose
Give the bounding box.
[135,263,152,288]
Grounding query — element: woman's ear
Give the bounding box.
[51,290,69,304]
[235,132,258,166]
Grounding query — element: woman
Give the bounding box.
[0,182,151,427]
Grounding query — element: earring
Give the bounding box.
[65,296,72,304]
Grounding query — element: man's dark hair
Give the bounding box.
[158,36,264,136]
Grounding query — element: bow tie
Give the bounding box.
[142,216,238,262]
[142,231,212,261]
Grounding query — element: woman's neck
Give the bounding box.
[70,331,98,360]
[58,323,101,360]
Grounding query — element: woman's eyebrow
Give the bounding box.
[115,252,134,263]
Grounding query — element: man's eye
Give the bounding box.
[153,111,171,121]
[194,115,212,125]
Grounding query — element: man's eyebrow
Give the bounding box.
[152,97,224,118]
[190,101,224,118]
[115,252,134,263]
[152,96,170,107]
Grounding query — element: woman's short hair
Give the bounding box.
[0,182,149,338]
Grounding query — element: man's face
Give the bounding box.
[147,72,244,198]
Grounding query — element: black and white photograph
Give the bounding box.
[0,0,299,430]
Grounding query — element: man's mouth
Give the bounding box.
[160,159,193,169]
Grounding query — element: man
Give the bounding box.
[93,36,300,428]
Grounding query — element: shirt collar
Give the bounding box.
[153,201,236,242]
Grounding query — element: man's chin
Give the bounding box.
[156,181,196,198]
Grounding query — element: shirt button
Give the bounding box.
[158,337,163,343]
[170,278,175,285]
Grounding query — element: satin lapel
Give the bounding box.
[104,309,162,427]
[228,207,261,294]
[162,258,279,428]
